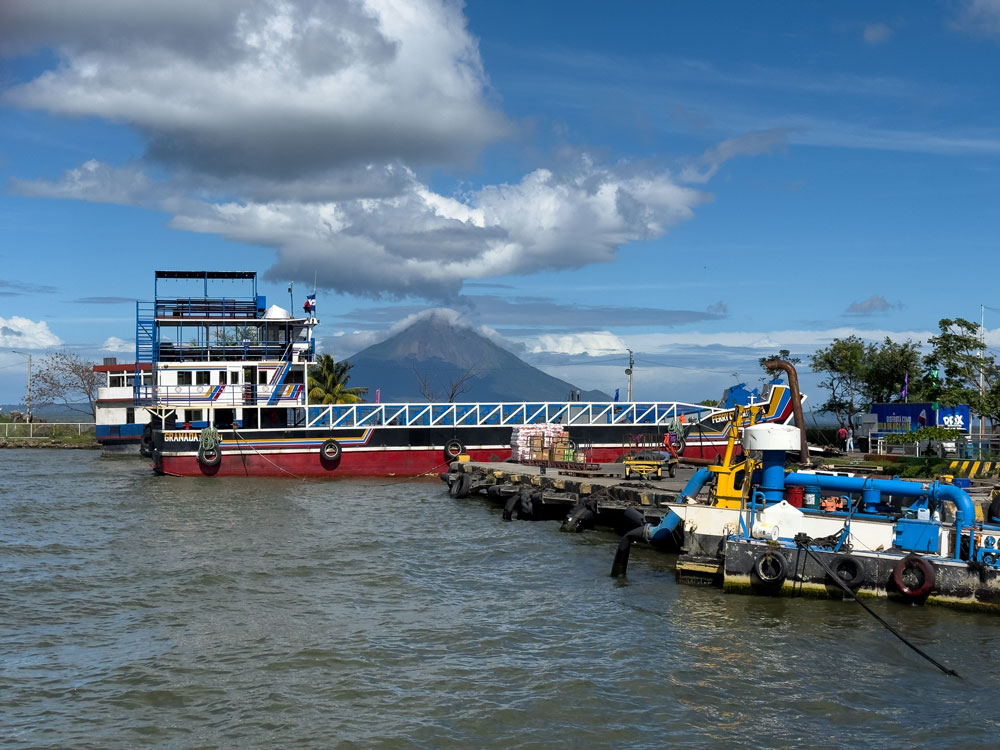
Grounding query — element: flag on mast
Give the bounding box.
[304,294,316,313]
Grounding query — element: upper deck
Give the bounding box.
[137,271,316,366]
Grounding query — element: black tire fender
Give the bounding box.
[444,439,465,461]
[320,438,342,462]
[449,472,472,499]
[140,423,153,457]
[197,445,221,467]
[754,551,788,586]
[893,555,935,599]
[987,494,1000,524]
[828,553,865,591]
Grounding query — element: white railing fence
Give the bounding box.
[1,422,96,439]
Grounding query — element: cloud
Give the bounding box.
[0,279,59,297]
[951,0,1000,36]
[21,154,707,299]
[1,0,510,178]
[679,129,787,183]
[76,296,138,304]
[330,295,725,333]
[0,316,64,347]
[101,336,133,353]
[863,23,892,45]
[528,332,627,357]
[845,294,901,316]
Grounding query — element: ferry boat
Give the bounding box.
[135,270,800,478]
[94,359,152,453]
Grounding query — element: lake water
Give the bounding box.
[2,450,998,748]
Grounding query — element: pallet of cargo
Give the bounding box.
[557,462,625,478]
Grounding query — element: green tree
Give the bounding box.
[307,354,368,405]
[924,318,1000,426]
[863,337,923,404]
[809,336,867,428]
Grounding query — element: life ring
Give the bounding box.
[197,445,221,467]
[892,555,935,599]
[139,423,153,458]
[754,551,788,586]
[444,439,465,461]
[828,553,865,591]
[320,438,342,462]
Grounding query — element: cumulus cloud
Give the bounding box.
[845,294,901,316]
[1,0,509,178]
[101,336,133,353]
[0,316,64,347]
[21,155,707,299]
[863,23,892,45]
[528,332,627,357]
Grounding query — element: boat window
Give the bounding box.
[125,374,135,387]
[126,407,135,424]
[109,374,125,387]
[230,370,240,384]
[196,371,210,385]
[186,409,203,422]
[258,371,267,385]
[177,371,193,385]
[219,371,228,385]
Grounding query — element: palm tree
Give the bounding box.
[308,354,368,404]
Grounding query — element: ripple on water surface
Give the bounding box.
[2,450,999,748]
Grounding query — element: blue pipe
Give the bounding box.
[679,467,713,502]
[644,509,683,543]
[784,473,975,527]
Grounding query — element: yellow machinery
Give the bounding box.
[703,401,772,509]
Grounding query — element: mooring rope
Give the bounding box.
[793,536,960,678]
[199,426,221,451]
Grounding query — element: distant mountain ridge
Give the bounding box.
[345,315,609,402]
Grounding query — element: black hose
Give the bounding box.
[793,537,960,678]
[610,526,645,577]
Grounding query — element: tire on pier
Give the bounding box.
[892,555,935,600]
[197,445,222,468]
[753,551,788,587]
[444,439,465,462]
[449,472,472,499]
[828,553,864,592]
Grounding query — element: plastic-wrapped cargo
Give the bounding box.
[510,424,568,460]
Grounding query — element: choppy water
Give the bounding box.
[2,450,999,749]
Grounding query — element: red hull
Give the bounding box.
[155,445,646,478]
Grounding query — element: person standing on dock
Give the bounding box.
[846,427,854,452]
[837,425,847,450]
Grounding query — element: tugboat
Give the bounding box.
[719,423,1000,612]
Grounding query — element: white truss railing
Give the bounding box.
[303,400,718,429]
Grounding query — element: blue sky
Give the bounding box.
[2,0,999,406]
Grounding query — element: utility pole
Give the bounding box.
[625,349,634,402]
[980,304,986,458]
[11,350,31,423]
